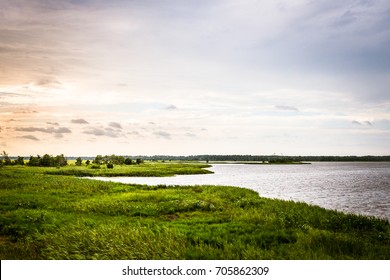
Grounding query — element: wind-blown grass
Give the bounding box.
[0,165,389,259]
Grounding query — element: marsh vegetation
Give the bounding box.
[1,164,389,259]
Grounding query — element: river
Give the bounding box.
[90,162,390,220]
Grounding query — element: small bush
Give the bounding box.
[107,163,114,169]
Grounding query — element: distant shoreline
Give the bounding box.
[6,154,390,162]
[207,161,311,165]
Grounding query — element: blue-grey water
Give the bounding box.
[90,162,390,220]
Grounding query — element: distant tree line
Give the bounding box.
[28,154,68,167]
[0,151,145,168]
[91,155,143,165]
[137,154,390,162]
[0,151,68,167]
[1,151,30,166]
[70,155,144,169]
[3,151,390,167]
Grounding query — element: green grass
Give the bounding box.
[44,162,213,177]
[0,165,389,260]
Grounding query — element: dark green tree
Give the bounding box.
[117,156,125,165]
[28,155,41,166]
[2,151,11,166]
[16,156,24,165]
[54,154,68,167]
[41,154,52,167]
[93,155,103,165]
[75,157,83,166]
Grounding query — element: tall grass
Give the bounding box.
[0,166,389,259]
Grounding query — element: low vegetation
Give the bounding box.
[1,165,389,260]
[44,162,213,177]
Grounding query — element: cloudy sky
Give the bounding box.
[1,0,390,156]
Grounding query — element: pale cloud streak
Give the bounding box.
[71,119,89,124]
[20,135,40,141]
[14,126,72,139]
[275,105,299,112]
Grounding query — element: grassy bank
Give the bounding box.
[45,162,213,177]
[0,165,389,259]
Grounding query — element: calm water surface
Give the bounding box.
[91,162,390,220]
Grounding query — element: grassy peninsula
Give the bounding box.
[45,162,213,177]
[1,163,389,260]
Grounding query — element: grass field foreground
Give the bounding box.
[0,164,389,259]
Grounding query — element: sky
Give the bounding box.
[1,0,390,156]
